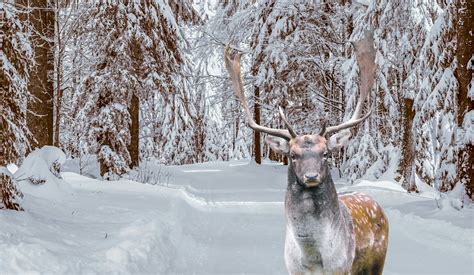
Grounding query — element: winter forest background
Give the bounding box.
[1,0,473,210]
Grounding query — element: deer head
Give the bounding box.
[224,32,376,188]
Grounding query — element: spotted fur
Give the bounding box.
[339,192,389,275]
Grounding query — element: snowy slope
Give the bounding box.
[1,160,473,274]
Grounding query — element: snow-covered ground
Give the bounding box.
[1,160,473,274]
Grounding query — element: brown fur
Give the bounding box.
[339,193,389,275]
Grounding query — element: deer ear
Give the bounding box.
[265,136,290,155]
[327,129,352,151]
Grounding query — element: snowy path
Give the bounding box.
[1,160,473,274]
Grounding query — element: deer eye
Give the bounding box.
[322,151,329,159]
[290,153,297,160]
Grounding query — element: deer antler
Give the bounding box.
[224,47,296,140]
[322,31,376,136]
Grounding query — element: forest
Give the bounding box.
[0,0,473,274]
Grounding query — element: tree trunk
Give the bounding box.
[253,87,262,164]
[98,141,110,178]
[128,94,140,169]
[397,98,417,192]
[54,1,61,147]
[455,0,474,199]
[25,0,55,149]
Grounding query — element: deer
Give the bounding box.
[224,32,388,275]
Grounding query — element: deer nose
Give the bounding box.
[304,173,320,183]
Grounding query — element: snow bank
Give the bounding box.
[98,217,200,274]
[15,146,73,201]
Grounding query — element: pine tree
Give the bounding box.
[191,0,254,162]
[340,0,441,184]
[69,0,198,177]
[413,2,458,193]
[0,3,34,210]
[250,1,347,163]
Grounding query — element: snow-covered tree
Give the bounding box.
[413,0,473,198]
[61,0,200,177]
[339,0,440,184]
[0,3,34,210]
[188,0,255,162]
[76,0,178,177]
[454,0,473,199]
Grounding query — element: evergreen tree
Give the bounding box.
[250,0,347,163]
[0,3,34,210]
[413,2,458,193]
[67,0,198,177]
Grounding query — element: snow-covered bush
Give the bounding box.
[15,146,72,200]
[128,162,171,186]
[15,146,66,185]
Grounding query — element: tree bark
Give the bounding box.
[128,94,140,169]
[98,135,111,178]
[253,86,262,164]
[397,98,417,192]
[25,0,55,149]
[54,1,61,147]
[455,0,474,199]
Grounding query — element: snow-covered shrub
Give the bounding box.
[15,146,66,185]
[128,162,170,186]
[15,146,72,200]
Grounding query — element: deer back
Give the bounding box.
[339,192,389,274]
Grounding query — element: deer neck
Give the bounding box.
[285,163,355,272]
[286,163,341,222]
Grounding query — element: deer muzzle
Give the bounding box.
[303,172,321,187]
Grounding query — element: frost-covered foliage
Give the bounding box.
[251,0,348,133]
[413,2,459,193]
[340,0,473,198]
[341,0,439,182]
[0,3,33,165]
[197,0,350,162]
[61,0,198,176]
[0,3,34,210]
[189,0,256,161]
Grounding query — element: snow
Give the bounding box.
[14,146,72,200]
[1,160,473,274]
